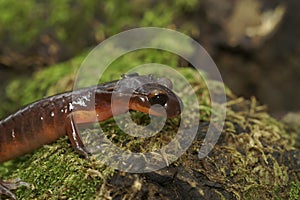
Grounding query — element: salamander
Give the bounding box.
[0,73,183,199]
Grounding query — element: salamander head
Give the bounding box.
[129,83,183,118]
[112,73,183,118]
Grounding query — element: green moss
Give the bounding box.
[189,96,297,199]
[289,182,300,200]
[0,0,199,58]
[10,138,113,199]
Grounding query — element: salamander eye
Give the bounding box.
[149,90,168,106]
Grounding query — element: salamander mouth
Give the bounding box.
[130,101,182,118]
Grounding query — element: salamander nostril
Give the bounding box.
[149,94,168,106]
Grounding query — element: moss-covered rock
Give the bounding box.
[0,52,299,199]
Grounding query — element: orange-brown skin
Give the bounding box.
[0,74,182,199]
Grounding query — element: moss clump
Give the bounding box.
[289,182,300,200]
[182,96,297,199]
[10,138,113,199]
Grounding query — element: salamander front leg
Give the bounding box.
[0,178,30,200]
[65,114,90,160]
